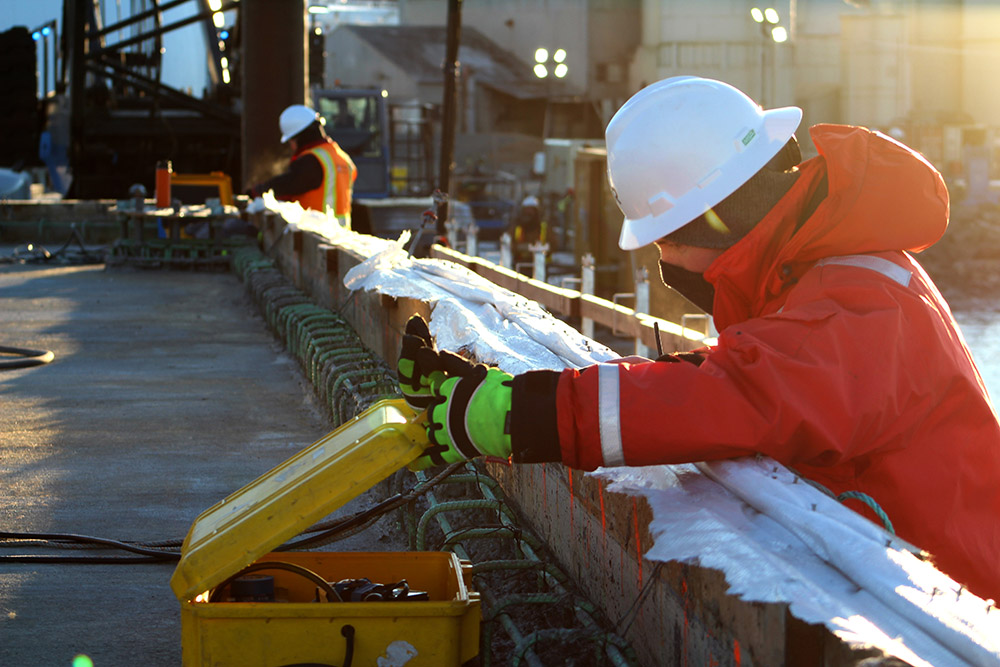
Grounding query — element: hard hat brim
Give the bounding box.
[281,114,326,144]
[618,105,803,251]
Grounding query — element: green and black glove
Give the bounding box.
[397,315,446,411]
[402,342,512,469]
[398,314,514,470]
[420,363,513,468]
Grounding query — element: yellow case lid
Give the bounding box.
[170,398,427,601]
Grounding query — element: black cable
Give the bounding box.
[615,562,664,637]
[0,554,176,564]
[0,243,47,264]
[0,462,465,564]
[0,226,106,266]
[0,345,55,370]
[208,561,339,603]
[281,462,464,550]
[0,531,180,559]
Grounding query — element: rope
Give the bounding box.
[792,469,896,536]
[837,490,895,534]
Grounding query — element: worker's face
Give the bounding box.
[653,239,724,274]
[287,138,298,154]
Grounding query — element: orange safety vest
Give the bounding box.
[291,139,357,225]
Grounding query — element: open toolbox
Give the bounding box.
[170,399,481,666]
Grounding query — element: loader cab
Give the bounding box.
[312,88,391,198]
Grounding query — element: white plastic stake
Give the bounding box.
[635,267,650,358]
[466,223,478,258]
[531,242,549,282]
[500,232,513,269]
[582,253,595,339]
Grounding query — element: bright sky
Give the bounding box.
[1,0,214,95]
[1,0,62,34]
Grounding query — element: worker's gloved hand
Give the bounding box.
[397,315,447,411]
[411,363,513,470]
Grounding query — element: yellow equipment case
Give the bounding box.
[170,399,481,666]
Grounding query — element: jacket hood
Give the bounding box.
[705,124,949,329]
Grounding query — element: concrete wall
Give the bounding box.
[792,1,850,153]
[401,0,590,95]
[960,1,1000,127]
[323,27,422,103]
[588,0,642,111]
[840,13,909,129]
[632,0,795,109]
[909,0,963,125]
[624,0,1000,168]
[400,0,639,117]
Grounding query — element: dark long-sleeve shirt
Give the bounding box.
[249,141,325,199]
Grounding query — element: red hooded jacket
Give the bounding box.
[515,125,1000,601]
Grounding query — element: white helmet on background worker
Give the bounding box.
[521,195,539,208]
[279,104,325,143]
[606,76,802,251]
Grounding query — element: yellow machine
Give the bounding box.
[171,399,480,666]
[170,171,235,207]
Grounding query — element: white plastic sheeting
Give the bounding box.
[341,233,620,373]
[257,197,1000,666]
[247,193,620,372]
[593,461,1000,666]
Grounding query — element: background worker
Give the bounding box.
[397,76,1000,603]
[513,194,547,263]
[249,104,357,227]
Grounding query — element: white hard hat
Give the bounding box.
[606,76,802,251]
[522,195,539,207]
[279,104,324,143]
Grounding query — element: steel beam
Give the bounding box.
[241,0,307,192]
[436,0,462,236]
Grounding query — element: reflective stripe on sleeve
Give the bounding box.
[597,363,625,467]
[816,254,912,287]
[308,147,337,214]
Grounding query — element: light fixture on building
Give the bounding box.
[534,47,567,79]
[553,48,568,78]
[533,46,565,138]
[750,7,786,105]
[751,7,786,43]
[534,48,549,78]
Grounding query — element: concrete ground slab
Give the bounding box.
[0,259,401,666]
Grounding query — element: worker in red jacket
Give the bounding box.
[250,104,357,227]
[397,76,1000,602]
